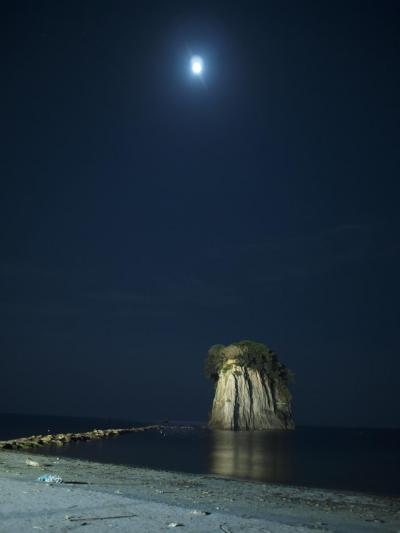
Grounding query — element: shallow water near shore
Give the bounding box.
[1,413,399,496]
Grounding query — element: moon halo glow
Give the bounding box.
[190,56,203,75]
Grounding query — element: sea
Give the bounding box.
[1,413,399,497]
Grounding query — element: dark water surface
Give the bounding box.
[1,414,399,496]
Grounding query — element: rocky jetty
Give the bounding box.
[205,341,294,431]
[0,425,162,451]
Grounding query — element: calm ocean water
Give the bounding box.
[1,414,399,496]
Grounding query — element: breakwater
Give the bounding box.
[0,425,163,450]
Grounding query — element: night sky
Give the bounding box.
[1,1,399,428]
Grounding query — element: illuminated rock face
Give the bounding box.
[209,364,294,431]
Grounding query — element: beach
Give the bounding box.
[0,450,398,532]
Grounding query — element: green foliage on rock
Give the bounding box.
[204,340,294,384]
[204,344,225,382]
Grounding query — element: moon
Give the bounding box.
[191,56,203,75]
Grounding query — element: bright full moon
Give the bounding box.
[191,56,203,75]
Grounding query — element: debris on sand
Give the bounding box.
[25,459,41,467]
[37,474,63,483]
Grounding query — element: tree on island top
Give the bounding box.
[204,340,294,385]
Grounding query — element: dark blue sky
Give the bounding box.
[1,1,399,427]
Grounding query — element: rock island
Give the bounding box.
[206,340,294,430]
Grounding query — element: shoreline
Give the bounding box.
[0,450,399,532]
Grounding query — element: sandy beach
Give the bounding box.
[0,450,398,532]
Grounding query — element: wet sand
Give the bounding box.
[0,450,398,532]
